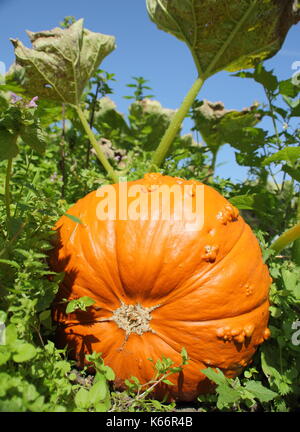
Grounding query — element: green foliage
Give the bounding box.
[111,348,188,412]
[65,296,96,314]
[191,99,261,150]
[124,76,154,101]
[0,98,46,161]
[199,368,277,410]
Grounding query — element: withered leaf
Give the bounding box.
[11,19,116,105]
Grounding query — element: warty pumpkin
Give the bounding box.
[50,173,271,401]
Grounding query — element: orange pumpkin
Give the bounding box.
[50,173,271,401]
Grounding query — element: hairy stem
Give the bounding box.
[75,105,118,183]
[149,76,205,170]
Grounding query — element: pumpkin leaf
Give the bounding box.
[11,19,116,105]
[93,97,131,139]
[128,99,176,151]
[192,100,262,149]
[146,0,300,77]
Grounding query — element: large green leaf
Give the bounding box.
[93,97,131,137]
[11,19,116,105]
[146,0,300,77]
[129,99,176,150]
[193,100,262,149]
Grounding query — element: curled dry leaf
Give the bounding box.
[193,100,262,148]
[11,19,116,105]
[146,0,300,77]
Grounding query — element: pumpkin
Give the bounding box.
[50,173,271,401]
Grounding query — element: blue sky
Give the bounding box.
[0,0,299,181]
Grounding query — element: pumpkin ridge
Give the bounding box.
[153,297,269,326]
[77,217,126,305]
[152,220,247,308]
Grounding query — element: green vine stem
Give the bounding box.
[75,105,119,183]
[5,158,13,234]
[149,76,205,170]
[269,222,300,255]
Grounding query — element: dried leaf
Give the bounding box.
[193,100,262,148]
[11,19,116,105]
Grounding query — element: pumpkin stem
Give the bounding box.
[269,222,300,255]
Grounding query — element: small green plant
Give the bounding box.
[124,76,154,101]
[199,368,278,411]
[64,296,96,314]
[74,352,115,412]
[110,349,188,412]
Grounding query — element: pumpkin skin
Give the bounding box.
[50,173,271,402]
